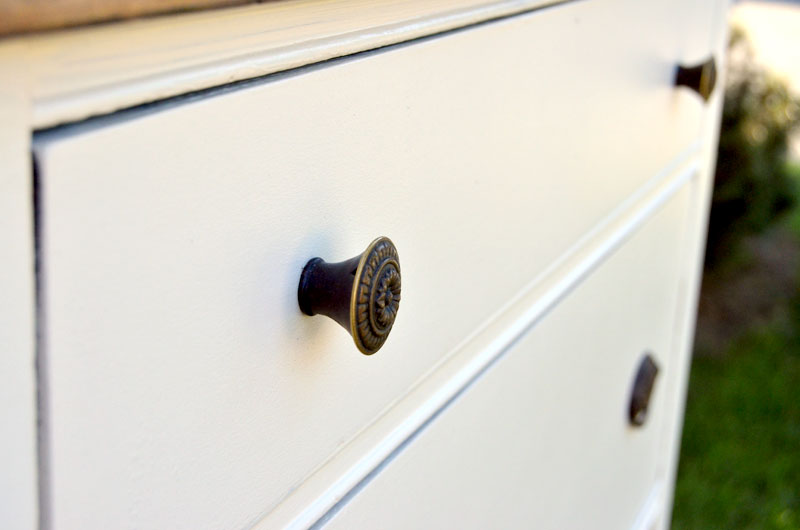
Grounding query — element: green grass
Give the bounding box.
[672,320,800,529]
[672,161,800,529]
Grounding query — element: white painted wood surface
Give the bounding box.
[14,0,720,130]
[31,0,715,526]
[324,182,693,530]
[0,47,40,530]
[21,0,570,128]
[658,1,731,525]
[263,156,702,530]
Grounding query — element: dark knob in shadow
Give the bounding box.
[629,354,660,427]
[298,237,400,355]
[675,56,717,102]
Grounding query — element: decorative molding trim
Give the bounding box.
[14,0,569,128]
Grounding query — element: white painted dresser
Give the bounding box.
[0,0,729,528]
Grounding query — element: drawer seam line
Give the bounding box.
[266,147,701,529]
[31,152,52,530]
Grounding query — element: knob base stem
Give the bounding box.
[298,255,360,331]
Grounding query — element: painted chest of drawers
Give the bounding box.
[0,0,729,527]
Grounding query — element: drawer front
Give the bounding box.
[35,0,706,527]
[324,182,692,529]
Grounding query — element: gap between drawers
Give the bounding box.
[253,143,703,529]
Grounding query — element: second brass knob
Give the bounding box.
[675,56,717,102]
[629,354,660,427]
[297,237,401,355]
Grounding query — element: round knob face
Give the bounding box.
[351,237,401,354]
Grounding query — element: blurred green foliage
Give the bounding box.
[672,299,800,530]
[672,27,800,529]
[706,27,800,267]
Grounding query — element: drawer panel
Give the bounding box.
[325,182,693,529]
[35,0,707,527]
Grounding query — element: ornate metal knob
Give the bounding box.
[675,56,717,102]
[297,237,401,355]
[629,354,660,427]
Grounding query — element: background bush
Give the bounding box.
[706,27,800,267]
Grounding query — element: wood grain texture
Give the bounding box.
[0,0,251,35]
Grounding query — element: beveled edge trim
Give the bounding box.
[19,0,570,128]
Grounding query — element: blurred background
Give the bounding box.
[671,1,800,528]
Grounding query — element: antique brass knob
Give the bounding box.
[629,354,660,427]
[297,237,401,355]
[675,56,717,102]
